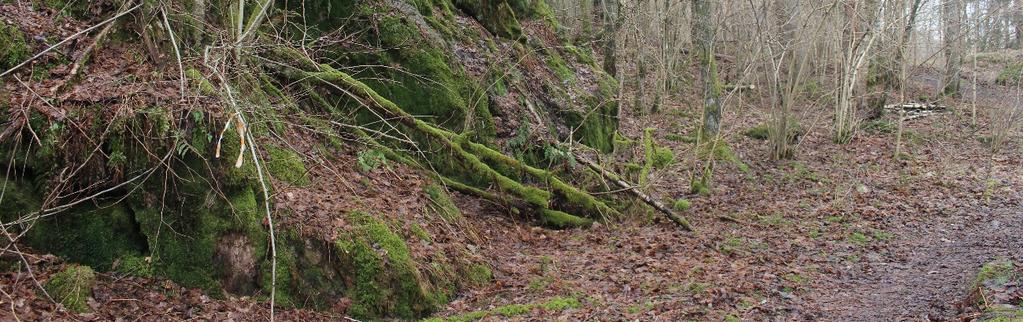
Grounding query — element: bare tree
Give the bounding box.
[942,0,964,97]
[693,0,721,138]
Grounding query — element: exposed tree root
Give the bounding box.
[265,48,613,227]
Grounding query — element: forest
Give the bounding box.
[0,0,1021,320]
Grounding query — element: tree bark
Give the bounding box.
[942,0,964,97]
[692,0,720,138]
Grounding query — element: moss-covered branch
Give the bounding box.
[266,48,609,227]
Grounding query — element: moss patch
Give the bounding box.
[465,263,493,287]
[44,264,96,313]
[423,296,581,321]
[265,144,310,186]
[996,62,1023,86]
[425,184,462,219]
[0,20,29,71]
[336,211,441,319]
[24,204,148,272]
[672,199,691,211]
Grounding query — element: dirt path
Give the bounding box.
[810,199,1023,321]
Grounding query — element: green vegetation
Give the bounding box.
[672,199,691,211]
[974,259,1017,290]
[357,148,389,172]
[0,20,29,71]
[465,263,493,287]
[265,145,310,186]
[423,296,581,322]
[862,119,897,134]
[744,124,770,140]
[336,211,444,319]
[45,264,96,313]
[848,232,870,246]
[116,255,154,278]
[652,147,676,169]
[996,61,1023,85]
[424,184,462,219]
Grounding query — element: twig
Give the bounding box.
[66,16,116,78]
[161,7,186,99]
[220,79,276,322]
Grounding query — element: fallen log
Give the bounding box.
[572,151,694,232]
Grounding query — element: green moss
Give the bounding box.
[427,296,581,321]
[424,184,462,219]
[410,222,432,242]
[465,263,493,287]
[974,259,1017,289]
[640,128,655,184]
[982,306,1023,322]
[652,147,675,169]
[540,209,593,228]
[338,211,439,319]
[0,176,41,220]
[848,232,870,246]
[546,51,575,84]
[561,75,619,153]
[744,124,770,140]
[452,0,523,39]
[185,68,216,95]
[691,180,711,196]
[996,61,1023,86]
[862,119,896,134]
[131,164,269,295]
[265,145,310,186]
[672,199,691,211]
[115,255,153,278]
[346,13,494,138]
[44,264,95,313]
[0,20,29,71]
[495,303,531,315]
[24,205,148,272]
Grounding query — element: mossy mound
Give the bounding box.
[44,264,96,313]
[335,211,448,319]
[0,20,29,71]
[265,144,310,186]
[995,61,1023,86]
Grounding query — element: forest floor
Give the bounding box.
[2,64,1021,320]
[426,68,1023,321]
[1,2,1021,320]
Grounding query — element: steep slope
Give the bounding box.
[0,0,621,319]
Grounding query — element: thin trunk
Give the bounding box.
[942,0,964,97]
[693,0,720,138]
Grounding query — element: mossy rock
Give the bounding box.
[45,264,96,313]
[325,4,495,139]
[561,76,619,153]
[0,20,29,71]
[452,0,523,39]
[24,205,148,272]
[129,154,271,296]
[335,211,446,319]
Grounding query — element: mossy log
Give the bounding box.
[267,47,615,227]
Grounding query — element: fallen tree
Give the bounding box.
[266,47,619,227]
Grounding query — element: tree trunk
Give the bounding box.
[942,0,964,97]
[692,0,720,138]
